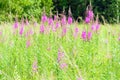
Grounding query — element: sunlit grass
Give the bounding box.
[0,23,120,80]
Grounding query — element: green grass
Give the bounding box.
[0,23,120,80]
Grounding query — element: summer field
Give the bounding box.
[0,20,120,80]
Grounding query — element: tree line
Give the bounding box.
[0,0,119,23]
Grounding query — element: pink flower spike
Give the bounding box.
[48,18,53,25]
[87,31,92,40]
[56,22,60,29]
[14,21,19,29]
[91,24,96,31]
[96,24,100,31]
[62,28,67,36]
[75,27,79,33]
[41,14,47,23]
[40,25,44,33]
[74,27,79,38]
[26,19,29,25]
[26,40,31,48]
[60,63,67,69]
[88,10,94,20]
[58,50,64,62]
[81,31,87,41]
[85,17,90,23]
[19,27,24,36]
[68,16,73,25]
[61,16,66,25]
[34,22,38,27]
[32,59,38,73]
[0,31,2,35]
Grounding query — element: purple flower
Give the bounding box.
[88,10,94,20]
[87,31,92,40]
[14,21,18,29]
[26,19,29,25]
[91,24,96,31]
[41,14,47,23]
[62,28,67,36]
[26,39,31,48]
[48,18,53,25]
[61,16,66,25]
[75,27,79,33]
[19,27,24,36]
[81,31,87,41]
[60,63,67,69]
[32,59,38,73]
[40,25,44,33]
[74,27,79,38]
[58,49,64,62]
[91,23,100,32]
[54,15,57,20]
[68,16,72,24]
[85,17,90,23]
[0,31,2,35]
[56,22,60,29]
[96,24,100,31]
[34,22,38,27]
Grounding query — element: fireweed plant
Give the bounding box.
[0,7,120,80]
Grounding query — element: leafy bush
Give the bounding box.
[53,0,120,23]
[0,0,53,22]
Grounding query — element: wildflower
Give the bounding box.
[32,59,38,73]
[34,22,38,27]
[91,24,96,31]
[41,14,47,23]
[0,31,2,35]
[25,18,29,25]
[81,30,92,41]
[26,39,31,48]
[87,10,94,20]
[40,25,44,33]
[52,25,56,32]
[25,29,34,37]
[14,21,18,29]
[60,63,67,69]
[74,27,79,38]
[61,15,66,25]
[85,17,90,23]
[48,17,53,25]
[91,23,100,32]
[81,31,87,41]
[62,27,67,36]
[56,22,60,29]
[96,23,100,31]
[68,16,72,24]
[54,15,57,20]
[87,31,92,40]
[58,50,64,62]
[19,27,24,36]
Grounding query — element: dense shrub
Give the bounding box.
[0,0,120,23]
[53,0,120,23]
[0,0,53,22]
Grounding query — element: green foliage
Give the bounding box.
[0,0,53,22]
[53,0,120,23]
[93,0,120,23]
[0,23,120,79]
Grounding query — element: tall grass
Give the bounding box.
[0,20,120,80]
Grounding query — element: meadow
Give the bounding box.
[0,13,120,80]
